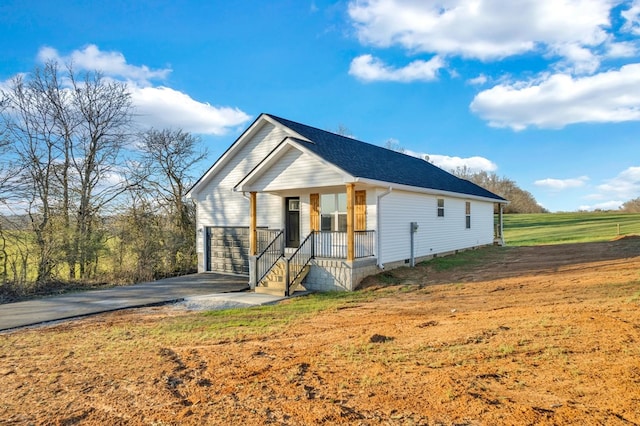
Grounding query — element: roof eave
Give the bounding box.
[354,177,509,203]
[186,114,263,198]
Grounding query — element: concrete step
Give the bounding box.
[254,285,308,297]
[261,280,285,289]
[259,259,285,286]
[256,259,310,296]
[263,274,284,283]
[254,286,286,296]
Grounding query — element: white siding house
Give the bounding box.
[187,114,507,291]
[378,190,495,266]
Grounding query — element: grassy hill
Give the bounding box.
[503,212,640,246]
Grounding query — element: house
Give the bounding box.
[186,113,508,295]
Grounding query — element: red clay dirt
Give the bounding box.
[1,238,639,425]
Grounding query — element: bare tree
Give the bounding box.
[66,68,133,279]
[621,197,640,213]
[38,63,79,280]
[0,61,133,282]
[0,92,13,205]
[1,69,63,282]
[110,189,162,283]
[329,124,354,138]
[0,97,11,286]
[137,129,207,275]
[384,138,405,153]
[1,62,211,290]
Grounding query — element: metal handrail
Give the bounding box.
[285,232,314,296]
[257,229,282,253]
[255,230,284,285]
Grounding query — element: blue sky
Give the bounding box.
[2,0,640,212]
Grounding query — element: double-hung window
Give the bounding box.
[320,193,347,232]
[437,198,445,217]
[465,201,471,228]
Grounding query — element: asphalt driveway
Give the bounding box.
[0,273,250,331]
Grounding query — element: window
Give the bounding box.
[465,201,471,228]
[437,198,444,217]
[320,193,347,232]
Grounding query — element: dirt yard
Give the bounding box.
[1,238,639,425]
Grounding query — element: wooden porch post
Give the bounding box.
[499,203,504,245]
[249,192,257,256]
[346,183,355,261]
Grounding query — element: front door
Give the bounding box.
[285,197,300,248]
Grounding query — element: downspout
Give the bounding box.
[376,187,393,269]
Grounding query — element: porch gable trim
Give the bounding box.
[187,114,311,198]
[234,136,355,193]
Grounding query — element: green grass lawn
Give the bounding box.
[503,212,640,246]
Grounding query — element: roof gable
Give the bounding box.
[186,114,303,197]
[266,114,507,202]
[235,139,353,192]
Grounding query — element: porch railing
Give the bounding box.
[312,230,375,259]
[257,229,283,253]
[285,232,315,296]
[255,230,284,285]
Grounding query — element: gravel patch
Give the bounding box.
[175,292,284,311]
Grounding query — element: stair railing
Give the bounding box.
[255,230,284,286]
[285,232,315,296]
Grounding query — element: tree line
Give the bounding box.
[0,62,206,294]
[620,198,640,212]
[450,166,548,214]
[383,140,548,214]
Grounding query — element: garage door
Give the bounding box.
[206,227,250,275]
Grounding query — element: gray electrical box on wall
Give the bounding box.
[410,222,418,267]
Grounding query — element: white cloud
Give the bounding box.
[606,41,638,58]
[578,166,640,210]
[347,0,640,133]
[470,63,640,130]
[404,149,497,173]
[131,86,250,135]
[34,45,250,135]
[579,200,624,211]
[550,43,601,75]
[349,54,444,82]
[0,74,23,92]
[534,176,589,190]
[622,0,640,35]
[348,0,612,65]
[596,166,640,199]
[583,193,606,201]
[38,45,170,86]
[467,74,488,85]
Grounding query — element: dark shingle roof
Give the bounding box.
[267,114,506,202]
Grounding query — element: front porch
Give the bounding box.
[250,228,378,295]
[246,183,377,295]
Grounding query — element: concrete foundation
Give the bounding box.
[303,257,379,292]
